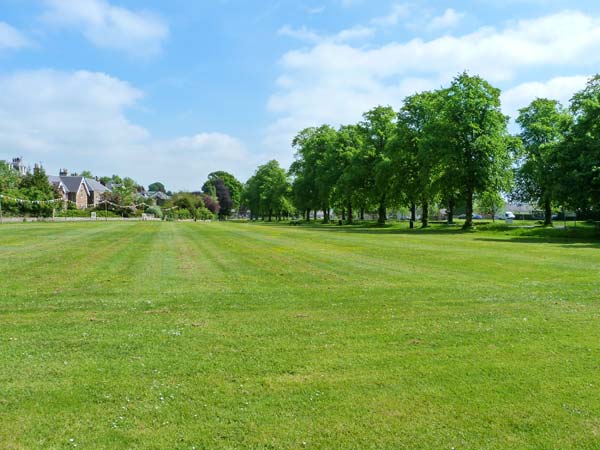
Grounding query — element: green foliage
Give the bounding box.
[438,72,513,228]
[202,171,243,211]
[244,160,292,221]
[513,98,572,225]
[146,205,163,219]
[556,75,600,212]
[359,106,397,224]
[334,124,367,223]
[19,166,59,217]
[386,91,443,226]
[102,175,142,212]
[0,163,21,193]
[475,190,505,219]
[162,192,215,221]
[290,125,339,222]
[251,72,600,227]
[148,182,166,193]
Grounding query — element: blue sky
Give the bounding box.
[1,0,600,190]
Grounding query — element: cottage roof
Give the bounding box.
[57,176,86,194]
[48,175,111,194]
[84,177,110,193]
[148,191,169,200]
[48,175,62,185]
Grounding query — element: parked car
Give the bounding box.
[495,211,516,220]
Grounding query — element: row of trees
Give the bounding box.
[514,78,600,223]
[3,72,598,225]
[0,164,59,216]
[0,161,248,220]
[242,72,600,228]
[159,171,244,221]
[287,72,514,229]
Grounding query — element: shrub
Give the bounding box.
[146,205,163,219]
[176,209,192,220]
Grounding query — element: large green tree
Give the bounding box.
[514,98,572,225]
[0,163,23,216]
[0,162,21,194]
[335,124,367,224]
[440,73,513,228]
[290,126,339,223]
[387,91,443,227]
[245,160,292,221]
[148,182,166,193]
[556,75,600,213]
[20,166,58,216]
[359,106,397,225]
[202,171,243,211]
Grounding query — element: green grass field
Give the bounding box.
[1,221,600,449]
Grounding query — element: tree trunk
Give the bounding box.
[544,197,553,226]
[305,209,310,221]
[421,199,429,228]
[347,202,353,225]
[410,202,416,222]
[341,208,346,221]
[377,196,386,226]
[360,207,365,221]
[323,206,329,224]
[268,209,273,222]
[313,210,317,221]
[447,199,454,225]
[463,190,473,229]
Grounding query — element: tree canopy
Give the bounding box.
[244,160,292,221]
[514,98,572,225]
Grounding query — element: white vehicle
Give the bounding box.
[496,211,516,220]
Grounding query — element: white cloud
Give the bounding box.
[0,70,253,190]
[501,75,590,122]
[279,11,600,83]
[339,0,364,7]
[42,0,169,57]
[0,22,30,50]
[278,24,374,44]
[307,6,325,14]
[0,70,147,154]
[336,26,375,42]
[265,10,600,155]
[427,8,465,31]
[278,25,321,43]
[371,3,412,27]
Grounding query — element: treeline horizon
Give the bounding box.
[2,71,599,225]
[244,71,600,228]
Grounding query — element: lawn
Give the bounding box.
[1,221,599,449]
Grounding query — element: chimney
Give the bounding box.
[59,168,68,176]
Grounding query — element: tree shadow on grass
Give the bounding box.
[474,237,600,249]
[474,226,600,248]
[254,221,472,236]
[251,220,600,244]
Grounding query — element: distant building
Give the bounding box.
[48,171,111,209]
[138,190,170,205]
[3,156,29,175]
